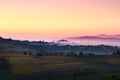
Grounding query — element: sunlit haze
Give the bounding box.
[0,0,120,41]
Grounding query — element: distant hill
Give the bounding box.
[57,39,68,42]
[68,36,101,39]
[97,34,120,39]
[61,34,120,46]
[67,34,120,40]
[0,37,36,54]
[0,36,120,55]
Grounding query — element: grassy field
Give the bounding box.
[0,54,120,80]
[0,54,29,57]
[9,56,88,76]
[102,58,120,65]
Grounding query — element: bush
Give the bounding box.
[67,51,77,56]
[113,50,120,55]
[36,54,43,56]
[23,51,27,55]
[79,52,84,56]
[29,53,32,55]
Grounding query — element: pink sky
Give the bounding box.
[0,0,120,41]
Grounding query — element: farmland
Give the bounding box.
[0,54,120,80]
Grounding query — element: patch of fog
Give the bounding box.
[57,39,120,46]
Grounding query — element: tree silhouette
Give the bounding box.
[79,52,84,56]
[23,51,27,55]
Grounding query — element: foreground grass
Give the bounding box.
[102,59,120,65]
[9,55,88,76]
[0,54,29,57]
[12,63,45,76]
[1,54,120,80]
[46,62,88,71]
[102,74,120,80]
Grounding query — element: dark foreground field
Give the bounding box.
[0,54,120,80]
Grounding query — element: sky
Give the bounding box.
[0,0,120,41]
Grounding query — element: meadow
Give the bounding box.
[0,54,120,80]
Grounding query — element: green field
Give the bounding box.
[0,54,120,80]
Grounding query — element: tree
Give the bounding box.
[29,53,32,55]
[79,52,84,56]
[36,53,43,56]
[23,51,27,55]
[87,53,95,56]
[116,50,120,54]
[0,57,8,69]
[67,51,77,56]
[112,50,120,55]
[112,52,116,55]
[60,52,65,56]
[0,57,13,80]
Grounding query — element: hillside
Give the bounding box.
[0,37,34,54]
[0,37,120,55]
